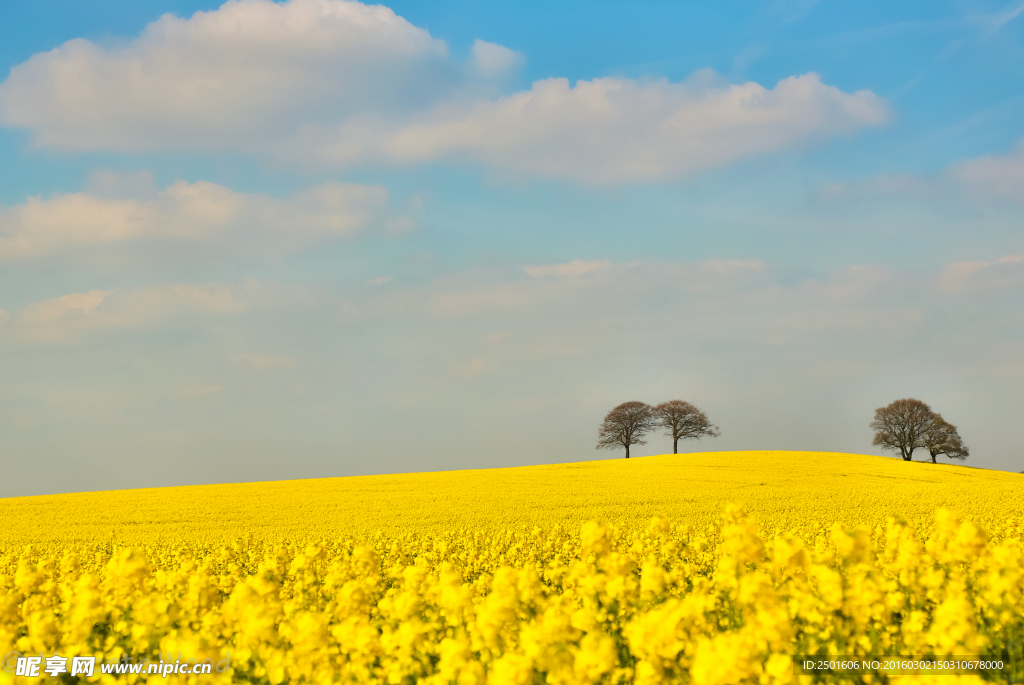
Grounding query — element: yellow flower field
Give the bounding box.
[1,451,1022,684]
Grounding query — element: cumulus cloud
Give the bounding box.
[308,73,888,183]
[0,0,885,184]
[0,0,459,152]
[0,177,390,260]
[14,280,308,342]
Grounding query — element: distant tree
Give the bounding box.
[597,401,656,459]
[870,398,935,461]
[924,414,969,464]
[654,400,720,454]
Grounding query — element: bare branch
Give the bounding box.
[653,400,720,454]
[870,398,935,461]
[597,401,656,459]
[924,414,969,463]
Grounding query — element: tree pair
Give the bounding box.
[869,398,969,463]
[597,400,719,459]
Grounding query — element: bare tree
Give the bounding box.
[597,401,656,459]
[870,398,935,461]
[654,400,720,454]
[924,415,969,464]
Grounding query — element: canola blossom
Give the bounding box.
[1,451,1023,684]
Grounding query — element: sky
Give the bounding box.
[1,0,1023,497]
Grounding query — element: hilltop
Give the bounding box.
[3,451,1022,548]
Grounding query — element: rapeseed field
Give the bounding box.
[1,451,1022,684]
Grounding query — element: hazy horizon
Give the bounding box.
[2,449,1016,502]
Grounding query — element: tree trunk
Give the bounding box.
[625,444,630,459]
[931,452,937,464]
[673,437,678,454]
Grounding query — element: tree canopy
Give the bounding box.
[596,401,656,459]
[924,414,969,464]
[653,400,720,454]
[870,398,969,463]
[870,398,935,461]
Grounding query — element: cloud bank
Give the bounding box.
[0,0,460,152]
[309,73,887,183]
[0,0,887,184]
[11,279,311,342]
[0,177,390,260]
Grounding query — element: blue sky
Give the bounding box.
[1,0,1022,496]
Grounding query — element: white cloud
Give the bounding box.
[524,259,610,277]
[946,140,1024,206]
[0,178,389,260]
[470,39,523,77]
[310,73,888,183]
[0,0,886,184]
[0,0,455,153]
[14,280,307,342]
[938,255,1024,294]
[19,290,111,327]
[820,138,1024,208]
